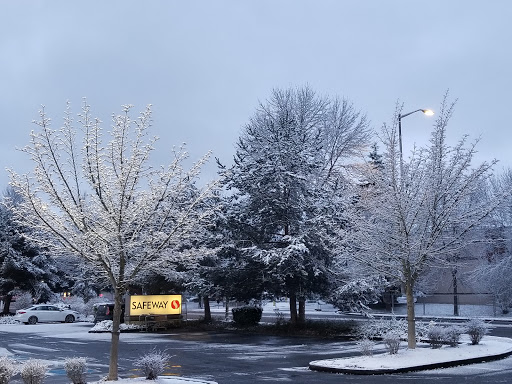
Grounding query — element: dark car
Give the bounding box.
[94,303,125,323]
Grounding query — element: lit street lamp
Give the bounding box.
[398,108,434,179]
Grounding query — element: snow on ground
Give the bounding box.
[186,300,512,320]
[309,335,512,372]
[0,322,218,383]
[2,304,512,381]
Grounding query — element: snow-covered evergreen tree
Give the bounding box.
[222,86,371,323]
[0,188,69,314]
[346,94,501,348]
[9,101,217,380]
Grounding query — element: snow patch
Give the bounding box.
[310,335,512,372]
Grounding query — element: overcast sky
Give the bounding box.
[1,1,511,189]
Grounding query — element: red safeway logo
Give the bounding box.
[171,300,180,310]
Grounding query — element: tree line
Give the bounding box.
[2,86,510,379]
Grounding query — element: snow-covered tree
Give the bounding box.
[346,94,501,348]
[9,101,217,380]
[471,169,512,313]
[0,188,69,314]
[221,86,371,324]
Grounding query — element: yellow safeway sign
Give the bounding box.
[129,295,182,315]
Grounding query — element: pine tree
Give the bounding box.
[0,189,69,314]
[222,86,370,323]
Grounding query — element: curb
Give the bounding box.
[309,348,512,375]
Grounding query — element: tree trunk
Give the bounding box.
[2,294,12,315]
[405,277,416,349]
[224,297,229,321]
[203,296,211,322]
[452,267,459,316]
[107,288,123,381]
[298,299,306,324]
[289,293,297,325]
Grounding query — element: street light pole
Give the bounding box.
[396,107,434,349]
[398,108,434,181]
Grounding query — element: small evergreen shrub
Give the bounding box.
[0,356,17,384]
[20,359,48,384]
[357,338,375,356]
[383,331,401,354]
[137,349,169,380]
[64,357,87,384]
[466,319,488,345]
[443,325,462,347]
[427,325,445,349]
[232,306,263,326]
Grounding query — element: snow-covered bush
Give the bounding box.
[89,320,142,333]
[64,357,87,384]
[0,316,17,325]
[20,359,48,384]
[383,331,401,354]
[358,317,430,341]
[232,306,263,326]
[56,297,87,316]
[329,276,385,313]
[358,317,405,339]
[466,319,488,345]
[0,356,17,384]
[427,325,445,349]
[357,338,375,356]
[13,291,34,311]
[136,349,169,380]
[443,325,462,347]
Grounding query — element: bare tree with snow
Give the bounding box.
[346,94,501,348]
[471,168,512,313]
[8,101,217,380]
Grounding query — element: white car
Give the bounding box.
[14,304,80,324]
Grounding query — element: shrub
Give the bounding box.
[137,349,169,380]
[13,291,34,311]
[274,310,286,326]
[64,357,87,384]
[56,297,87,316]
[20,359,48,384]
[232,306,263,326]
[443,325,462,347]
[383,331,401,354]
[427,325,445,349]
[466,319,488,345]
[358,317,430,341]
[0,316,17,325]
[0,356,17,384]
[357,338,375,356]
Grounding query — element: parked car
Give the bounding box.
[94,303,125,323]
[14,304,80,324]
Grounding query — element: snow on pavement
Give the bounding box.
[2,319,512,381]
[0,322,218,383]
